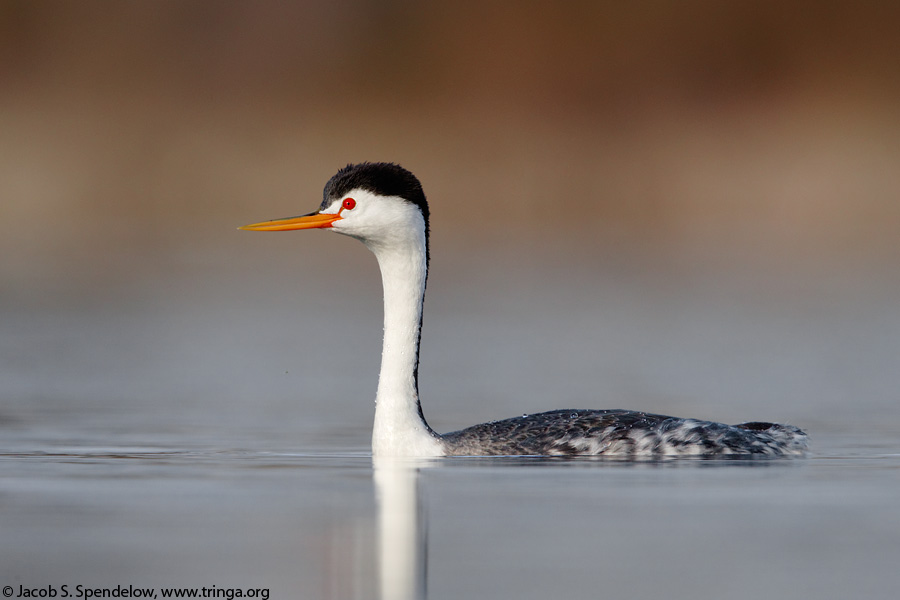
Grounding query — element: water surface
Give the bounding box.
[2,248,899,599]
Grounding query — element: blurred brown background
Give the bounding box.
[1,1,899,439]
[2,0,898,290]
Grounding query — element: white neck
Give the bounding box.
[366,233,444,457]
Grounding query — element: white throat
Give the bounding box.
[335,194,443,457]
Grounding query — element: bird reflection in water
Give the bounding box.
[374,458,429,600]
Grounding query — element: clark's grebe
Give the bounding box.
[240,162,807,458]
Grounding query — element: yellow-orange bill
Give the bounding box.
[238,212,341,231]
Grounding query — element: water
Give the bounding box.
[2,442,899,599]
[2,240,899,599]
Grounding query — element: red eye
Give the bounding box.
[342,198,356,210]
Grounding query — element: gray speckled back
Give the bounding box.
[440,409,808,457]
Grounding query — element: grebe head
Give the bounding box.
[239,163,429,255]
